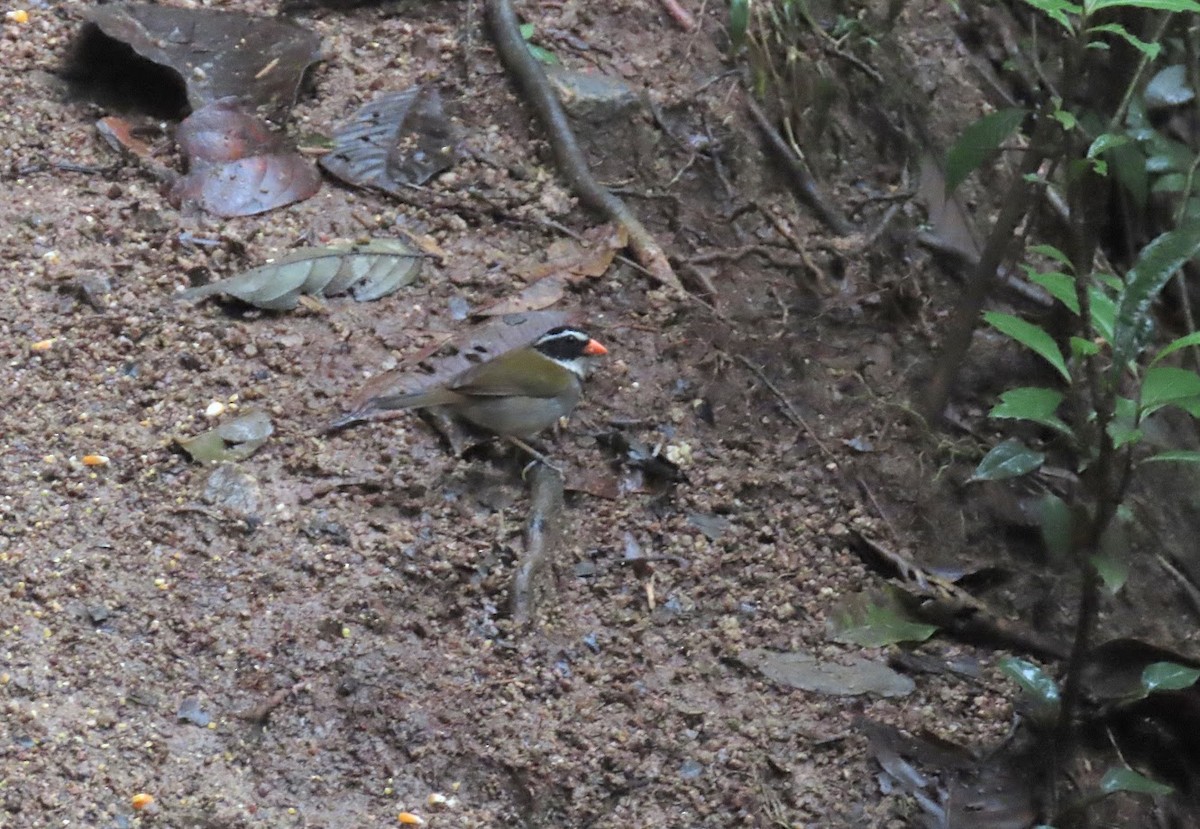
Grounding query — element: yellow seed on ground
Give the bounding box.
[131,793,154,810]
[31,339,55,352]
[398,813,425,825]
[82,455,109,466]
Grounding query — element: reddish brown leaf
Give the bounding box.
[176,99,280,163]
[170,153,321,217]
[170,101,320,217]
[96,116,155,160]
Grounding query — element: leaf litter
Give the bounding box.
[475,223,627,317]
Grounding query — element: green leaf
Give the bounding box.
[1071,336,1101,357]
[1144,137,1193,174]
[527,43,560,65]
[1086,23,1162,61]
[1142,661,1200,693]
[827,596,939,647]
[1107,421,1142,448]
[1107,396,1142,448]
[1092,519,1129,594]
[1087,0,1200,11]
[519,22,559,64]
[1000,656,1061,712]
[1087,132,1131,158]
[1020,0,1080,31]
[1029,243,1073,266]
[178,239,422,310]
[1141,365,1200,415]
[1143,450,1200,463]
[945,108,1027,192]
[1098,766,1173,796]
[1041,493,1073,562]
[1023,241,1116,338]
[1113,222,1200,369]
[1145,65,1194,109]
[1152,331,1200,365]
[729,0,750,51]
[984,311,1071,380]
[1108,136,1149,211]
[1151,173,1189,194]
[1090,287,1117,342]
[1052,104,1078,131]
[970,439,1046,482]
[1026,269,1079,313]
[989,387,1073,437]
[176,410,274,464]
[1091,550,1129,594]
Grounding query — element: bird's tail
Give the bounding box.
[323,387,457,432]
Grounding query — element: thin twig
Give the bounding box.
[856,477,901,544]
[822,42,884,85]
[850,202,902,254]
[1156,553,1200,618]
[736,355,834,459]
[685,243,806,268]
[755,202,827,286]
[744,93,856,236]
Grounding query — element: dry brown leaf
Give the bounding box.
[523,222,626,282]
[474,275,566,317]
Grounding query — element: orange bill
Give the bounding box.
[583,338,608,356]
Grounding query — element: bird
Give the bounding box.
[368,326,608,463]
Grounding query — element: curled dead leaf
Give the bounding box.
[178,239,421,310]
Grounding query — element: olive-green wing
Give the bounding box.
[450,350,576,399]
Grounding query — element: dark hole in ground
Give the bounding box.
[61,23,191,120]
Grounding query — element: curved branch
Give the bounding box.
[485,0,684,296]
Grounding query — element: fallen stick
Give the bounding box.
[510,463,566,626]
[745,94,855,237]
[485,0,685,296]
[658,0,697,31]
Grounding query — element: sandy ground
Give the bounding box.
[8,0,1176,826]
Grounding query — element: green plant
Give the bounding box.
[519,22,559,65]
[998,656,1199,822]
[727,0,898,155]
[925,0,1200,819]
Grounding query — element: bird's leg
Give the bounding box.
[505,436,563,475]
